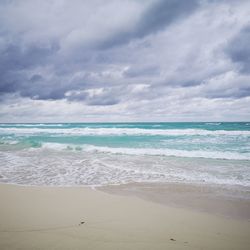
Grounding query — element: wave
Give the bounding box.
[0,140,19,145]
[205,122,221,125]
[1,127,250,136]
[39,143,250,160]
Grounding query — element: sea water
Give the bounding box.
[0,122,249,188]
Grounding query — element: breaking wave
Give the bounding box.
[1,127,250,136]
[39,143,250,160]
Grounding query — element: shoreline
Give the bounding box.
[0,183,250,249]
[2,180,250,220]
[99,181,250,220]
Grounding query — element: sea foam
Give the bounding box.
[38,143,250,160]
[1,127,250,136]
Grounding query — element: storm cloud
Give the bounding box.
[226,26,250,74]
[0,0,250,122]
[99,0,199,48]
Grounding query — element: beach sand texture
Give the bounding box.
[0,184,250,250]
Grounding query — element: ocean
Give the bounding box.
[0,122,249,188]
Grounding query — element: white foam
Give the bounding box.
[205,122,221,125]
[0,127,250,136]
[37,143,250,160]
[40,142,70,150]
[0,137,19,145]
[82,145,250,160]
[4,140,19,145]
[0,149,249,187]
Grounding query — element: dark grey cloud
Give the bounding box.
[205,86,250,99]
[136,0,199,37]
[100,0,199,49]
[0,42,58,71]
[226,26,250,74]
[0,42,59,96]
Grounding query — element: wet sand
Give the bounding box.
[99,182,250,220]
[0,183,250,250]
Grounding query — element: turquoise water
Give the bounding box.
[0,122,249,187]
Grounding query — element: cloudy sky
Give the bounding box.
[0,0,250,122]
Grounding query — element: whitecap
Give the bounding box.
[0,127,250,136]
[38,143,250,160]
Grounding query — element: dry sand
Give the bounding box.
[0,183,250,250]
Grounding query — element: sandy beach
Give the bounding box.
[0,183,250,250]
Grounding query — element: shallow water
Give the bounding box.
[0,122,249,188]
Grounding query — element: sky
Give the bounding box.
[0,0,250,122]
